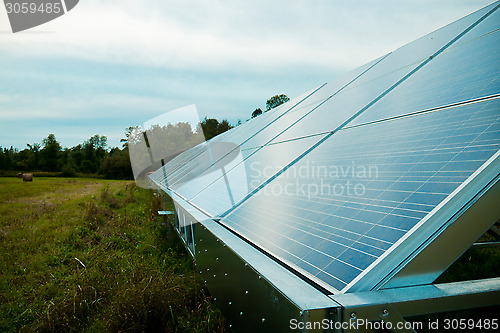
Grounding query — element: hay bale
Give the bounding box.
[22,173,33,182]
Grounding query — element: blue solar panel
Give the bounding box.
[188,135,326,216]
[161,57,386,193]
[154,86,327,190]
[148,1,500,294]
[350,7,500,127]
[220,99,500,292]
[265,1,499,144]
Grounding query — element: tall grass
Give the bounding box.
[2,177,497,332]
[0,177,227,332]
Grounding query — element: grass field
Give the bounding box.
[0,177,226,332]
[1,177,498,332]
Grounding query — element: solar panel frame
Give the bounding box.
[148,1,500,297]
[349,150,500,292]
[349,8,500,127]
[219,97,500,293]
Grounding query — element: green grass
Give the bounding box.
[0,177,226,332]
[2,177,497,332]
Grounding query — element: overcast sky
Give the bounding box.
[0,0,494,149]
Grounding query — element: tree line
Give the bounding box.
[251,94,290,119]
[0,118,235,180]
[0,94,289,179]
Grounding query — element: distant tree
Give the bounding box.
[61,163,77,177]
[15,148,30,171]
[2,147,16,170]
[85,135,107,151]
[251,108,263,118]
[200,118,220,140]
[121,126,139,148]
[140,122,203,164]
[199,118,234,141]
[0,147,4,170]
[99,148,133,180]
[80,160,94,174]
[217,120,232,134]
[68,144,84,172]
[0,118,237,177]
[40,134,61,172]
[26,143,41,170]
[266,94,290,111]
[81,135,108,173]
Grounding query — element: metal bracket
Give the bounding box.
[488,222,500,240]
[333,278,500,333]
[378,304,416,333]
[158,210,175,215]
[472,221,500,248]
[472,240,500,249]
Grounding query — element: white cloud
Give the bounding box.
[0,0,494,149]
[1,0,492,73]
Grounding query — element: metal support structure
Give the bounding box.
[158,210,175,215]
[331,278,500,333]
[472,241,500,249]
[472,221,500,248]
[377,304,416,333]
[488,222,500,240]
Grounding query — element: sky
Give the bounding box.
[0,0,494,150]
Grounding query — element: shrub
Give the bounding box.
[61,163,77,177]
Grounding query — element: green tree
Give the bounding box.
[217,120,232,134]
[200,118,220,140]
[68,144,84,172]
[199,118,234,141]
[3,147,16,170]
[266,94,290,111]
[251,108,263,118]
[61,163,77,177]
[81,135,108,173]
[0,147,4,170]
[40,134,61,172]
[99,148,133,179]
[15,148,30,171]
[120,126,139,148]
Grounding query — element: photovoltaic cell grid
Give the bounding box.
[151,85,327,191]
[149,2,500,294]
[158,56,385,198]
[221,99,500,292]
[189,135,326,216]
[349,7,500,127]
[151,55,394,197]
[168,56,391,210]
[154,2,500,208]
[267,2,500,144]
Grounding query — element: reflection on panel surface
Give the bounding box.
[268,2,498,143]
[350,8,500,126]
[189,135,326,217]
[221,99,500,292]
[148,2,500,296]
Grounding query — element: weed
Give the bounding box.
[0,177,227,333]
[84,202,112,230]
[100,186,121,209]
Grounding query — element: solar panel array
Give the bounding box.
[150,2,500,293]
